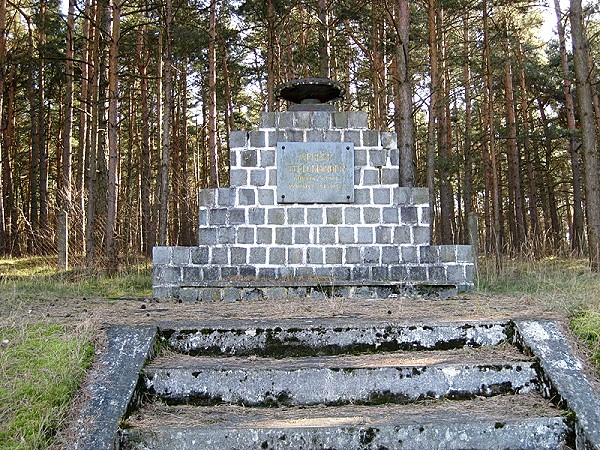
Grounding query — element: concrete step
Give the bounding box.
[159,320,509,357]
[121,394,571,450]
[142,346,538,406]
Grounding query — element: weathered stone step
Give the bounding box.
[142,347,538,406]
[159,320,509,357]
[121,394,571,449]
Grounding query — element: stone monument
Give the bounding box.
[152,78,474,301]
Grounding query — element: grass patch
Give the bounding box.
[0,256,152,299]
[571,311,600,369]
[0,323,94,449]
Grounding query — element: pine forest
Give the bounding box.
[1,0,600,272]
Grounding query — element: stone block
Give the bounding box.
[429,265,447,282]
[352,266,371,280]
[344,207,361,224]
[401,246,418,263]
[217,188,236,207]
[230,169,248,187]
[269,247,285,265]
[447,264,467,283]
[267,131,278,147]
[288,208,306,225]
[288,129,304,142]
[373,188,391,205]
[229,208,246,225]
[189,247,208,265]
[277,112,293,128]
[363,207,381,224]
[236,227,255,244]
[156,266,181,284]
[217,227,235,244]
[267,168,278,186]
[259,112,276,128]
[413,226,430,245]
[275,227,293,244]
[326,207,343,225]
[264,287,287,300]
[393,188,410,205]
[307,208,324,225]
[419,246,439,264]
[344,130,361,147]
[199,189,216,206]
[198,228,217,245]
[339,227,355,244]
[209,208,227,225]
[249,247,266,265]
[296,266,316,278]
[198,209,208,226]
[288,247,304,264]
[238,188,256,206]
[152,286,176,299]
[369,148,385,166]
[457,245,474,262]
[362,169,380,186]
[179,288,199,303]
[257,189,275,206]
[364,246,381,264]
[240,150,258,167]
[267,208,285,225]
[354,149,368,166]
[390,148,400,166]
[326,247,343,264]
[382,246,400,264]
[393,227,411,245]
[346,247,361,264]
[242,287,264,301]
[239,266,257,278]
[319,227,336,244]
[173,247,191,265]
[420,207,431,225]
[381,132,396,149]
[198,287,221,302]
[294,111,311,128]
[248,208,265,225]
[382,207,399,224]
[307,247,324,264]
[332,267,351,281]
[372,266,389,281]
[355,189,371,204]
[465,264,475,282]
[400,206,418,224]
[229,130,248,148]
[182,267,202,283]
[332,112,348,128]
[376,226,392,244]
[348,111,368,128]
[203,266,220,280]
[153,246,171,265]
[381,168,399,185]
[294,227,311,244]
[211,247,229,265]
[358,227,374,244]
[409,266,428,281]
[307,130,325,141]
[258,267,278,279]
[324,130,342,142]
[363,130,380,147]
[231,247,248,265]
[221,267,238,278]
[311,111,330,128]
[229,149,237,167]
[412,188,430,205]
[256,227,273,244]
[260,149,276,167]
[390,265,409,281]
[250,169,266,186]
[222,288,241,302]
[440,245,457,262]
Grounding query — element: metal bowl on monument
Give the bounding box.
[276,78,345,111]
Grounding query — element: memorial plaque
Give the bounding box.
[277,142,354,203]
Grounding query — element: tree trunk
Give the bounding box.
[570,0,600,270]
[462,10,473,231]
[266,0,275,111]
[318,0,330,78]
[0,0,6,253]
[207,0,219,189]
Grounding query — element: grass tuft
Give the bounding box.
[571,311,600,368]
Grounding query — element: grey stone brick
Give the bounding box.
[354,168,361,185]
[222,288,241,302]
[372,266,389,281]
[275,130,287,142]
[456,245,473,262]
[429,266,447,282]
[203,266,220,281]
[332,267,351,281]
[256,227,273,244]
[249,247,266,265]
[191,247,209,264]
[260,149,276,167]
[294,111,311,128]
[238,188,256,206]
[307,130,325,141]
[447,264,467,282]
[288,129,304,141]
[258,267,278,279]
[332,112,348,128]
[248,208,265,225]
[221,267,239,278]
[400,206,418,224]
[393,188,410,205]
[239,266,257,278]
[267,131,278,147]
[362,169,380,186]
[401,246,418,263]
[199,227,218,245]
[419,246,439,264]
[351,266,369,280]
[363,131,379,147]
[275,227,293,244]
[287,207,305,225]
[179,288,199,302]
[373,188,391,205]
[324,130,342,142]
[413,226,430,244]
[393,227,411,244]
[199,189,216,206]
[465,264,475,282]
[381,246,400,264]
[198,287,221,302]
[294,227,311,244]
[354,149,368,165]
[382,207,399,224]
[381,132,396,149]
[376,226,392,244]
[277,112,293,128]
[209,208,227,225]
[355,189,371,204]
[311,111,330,128]
[156,266,181,284]
[339,227,355,244]
[229,150,237,167]
[381,168,399,185]
[250,169,266,186]
[363,207,381,224]
[229,130,248,148]
[420,207,431,225]
[358,227,374,244]
[236,227,255,244]
[326,247,343,264]
[267,168,278,186]
[231,247,247,265]
[307,208,324,224]
[217,227,235,244]
[413,188,430,205]
[198,209,209,226]
[296,267,315,278]
[153,246,170,265]
[326,207,343,225]
[348,111,368,128]
[346,247,361,264]
[440,245,457,262]
[241,150,258,167]
[319,227,336,244]
[264,287,287,300]
[229,208,246,225]
[344,130,361,146]
[182,267,202,282]
[390,148,400,166]
[217,188,235,206]
[288,247,304,264]
[364,246,380,264]
[409,266,428,281]
[344,207,361,224]
[269,247,285,265]
[259,112,276,128]
[230,169,248,187]
[307,247,323,264]
[258,189,275,206]
[369,148,385,166]
[211,247,229,265]
[390,265,408,281]
[267,208,285,225]
[172,247,190,265]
